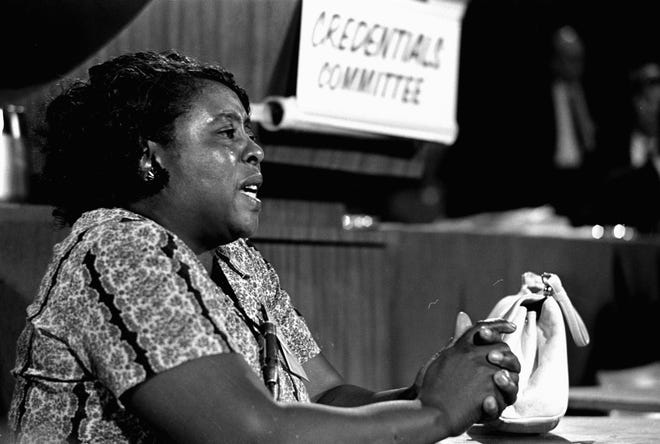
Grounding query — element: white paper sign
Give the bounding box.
[296,0,466,143]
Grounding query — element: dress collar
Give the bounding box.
[73,207,250,275]
[72,207,145,233]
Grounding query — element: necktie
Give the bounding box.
[567,83,595,153]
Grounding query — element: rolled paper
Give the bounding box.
[0,106,30,202]
[251,96,385,138]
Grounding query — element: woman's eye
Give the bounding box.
[245,123,257,142]
[220,128,236,139]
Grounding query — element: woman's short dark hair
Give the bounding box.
[41,50,250,226]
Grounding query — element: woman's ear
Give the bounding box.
[139,139,166,169]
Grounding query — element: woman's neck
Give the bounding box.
[197,250,215,274]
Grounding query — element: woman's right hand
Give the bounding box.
[416,316,520,436]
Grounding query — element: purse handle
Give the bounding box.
[502,272,590,347]
[542,273,590,347]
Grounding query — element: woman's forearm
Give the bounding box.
[127,354,455,444]
[272,399,450,444]
[314,384,417,407]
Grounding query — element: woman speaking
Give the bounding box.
[9,50,519,443]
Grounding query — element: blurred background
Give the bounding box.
[3,0,660,232]
[2,0,660,433]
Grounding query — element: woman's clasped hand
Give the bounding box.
[416,313,520,436]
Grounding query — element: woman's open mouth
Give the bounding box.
[240,183,260,202]
[239,173,263,205]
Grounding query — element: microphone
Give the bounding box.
[262,320,279,398]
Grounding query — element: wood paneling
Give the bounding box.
[0,205,69,422]
[386,227,660,387]
[255,240,392,391]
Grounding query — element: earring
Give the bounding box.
[142,168,155,182]
[140,156,155,182]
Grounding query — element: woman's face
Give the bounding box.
[152,80,264,249]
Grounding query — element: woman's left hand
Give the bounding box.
[413,312,521,419]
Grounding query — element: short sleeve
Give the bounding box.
[80,221,231,399]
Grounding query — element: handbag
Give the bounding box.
[483,271,590,434]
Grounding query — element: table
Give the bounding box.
[568,363,660,413]
[444,416,660,443]
[569,386,660,413]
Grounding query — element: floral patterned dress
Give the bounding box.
[8,208,320,443]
